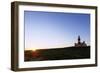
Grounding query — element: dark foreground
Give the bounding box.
[24,46,90,61]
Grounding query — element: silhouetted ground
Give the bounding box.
[24,46,90,61]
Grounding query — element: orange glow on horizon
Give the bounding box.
[25,48,38,51]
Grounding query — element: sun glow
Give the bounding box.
[31,48,37,51]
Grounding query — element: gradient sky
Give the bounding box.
[24,11,90,50]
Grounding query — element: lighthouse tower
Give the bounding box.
[78,35,81,44]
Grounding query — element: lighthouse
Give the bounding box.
[75,35,87,47]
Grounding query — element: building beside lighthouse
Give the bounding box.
[75,36,87,47]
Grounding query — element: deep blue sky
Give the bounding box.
[24,11,90,50]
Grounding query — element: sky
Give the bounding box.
[24,11,90,50]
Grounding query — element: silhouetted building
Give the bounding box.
[75,36,87,47]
